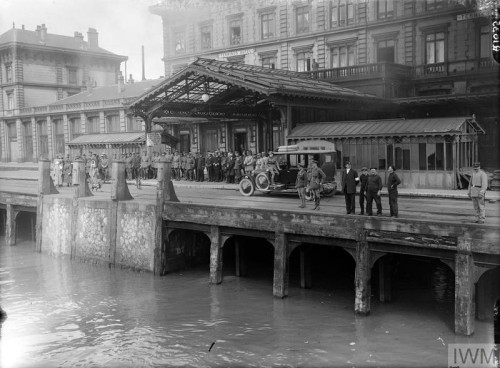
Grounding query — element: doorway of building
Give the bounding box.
[234,132,247,155]
[179,134,190,153]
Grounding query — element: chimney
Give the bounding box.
[117,72,125,93]
[87,28,98,49]
[74,31,84,44]
[40,24,47,42]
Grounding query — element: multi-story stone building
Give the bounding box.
[0,24,127,161]
[141,0,498,188]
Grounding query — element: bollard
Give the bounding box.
[72,159,93,198]
[38,159,59,195]
[157,158,179,202]
[111,160,133,201]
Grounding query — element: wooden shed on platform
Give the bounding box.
[287,116,485,189]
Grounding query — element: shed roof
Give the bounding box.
[288,117,485,139]
[67,132,145,145]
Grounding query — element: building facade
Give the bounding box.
[150,0,498,178]
[0,24,127,162]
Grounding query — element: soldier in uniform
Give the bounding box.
[205,152,214,181]
[295,162,308,208]
[308,159,326,210]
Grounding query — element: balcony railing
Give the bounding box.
[301,58,497,81]
[301,62,412,80]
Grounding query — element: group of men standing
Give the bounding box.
[166,150,278,184]
[341,162,401,217]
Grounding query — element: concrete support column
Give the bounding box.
[154,159,172,276]
[5,204,15,246]
[455,237,475,335]
[110,160,132,201]
[355,231,371,315]
[300,245,312,289]
[72,159,92,197]
[209,226,223,284]
[273,231,289,298]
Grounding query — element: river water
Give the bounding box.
[0,240,495,368]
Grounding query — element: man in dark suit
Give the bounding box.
[341,162,359,214]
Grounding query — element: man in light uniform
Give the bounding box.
[468,162,488,223]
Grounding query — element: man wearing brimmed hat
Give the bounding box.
[468,162,488,223]
[341,162,359,214]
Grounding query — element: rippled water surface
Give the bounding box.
[0,240,494,367]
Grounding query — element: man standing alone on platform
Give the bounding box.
[387,165,401,218]
[468,162,488,223]
[366,167,383,216]
[342,162,359,214]
[359,167,369,215]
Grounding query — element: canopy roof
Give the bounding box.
[68,132,145,146]
[130,58,379,120]
[288,117,485,139]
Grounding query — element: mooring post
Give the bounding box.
[72,159,92,198]
[455,237,475,335]
[300,245,312,289]
[5,203,15,246]
[158,157,179,203]
[355,231,371,315]
[209,225,223,284]
[273,230,289,298]
[110,160,133,201]
[38,158,59,195]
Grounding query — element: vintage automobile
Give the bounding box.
[238,140,337,197]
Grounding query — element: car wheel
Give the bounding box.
[239,177,255,196]
[255,172,270,191]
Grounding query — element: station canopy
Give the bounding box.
[288,117,485,140]
[129,58,379,123]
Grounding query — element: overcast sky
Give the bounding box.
[0,0,165,81]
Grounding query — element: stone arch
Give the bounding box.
[15,210,36,243]
[475,265,500,321]
[163,227,211,274]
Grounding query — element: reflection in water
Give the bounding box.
[0,241,495,367]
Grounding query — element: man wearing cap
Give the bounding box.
[295,161,308,208]
[359,167,369,215]
[309,159,326,210]
[387,165,401,218]
[366,167,383,216]
[468,162,488,223]
[341,162,359,214]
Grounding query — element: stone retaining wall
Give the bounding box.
[41,196,158,272]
